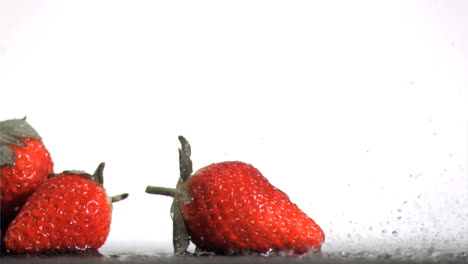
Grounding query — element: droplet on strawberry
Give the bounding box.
[146,136,325,256]
[3,163,128,254]
[1,118,54,233]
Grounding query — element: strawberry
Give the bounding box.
[3,163,128,253]
[1,118,54,233]
[146,136,325,255]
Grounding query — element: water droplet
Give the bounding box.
[392,231,398,236]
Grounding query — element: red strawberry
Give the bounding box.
[3,163,128,253]
[1,118,54,233]
[146,136,325,255]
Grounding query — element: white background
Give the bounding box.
[1,0,467,255]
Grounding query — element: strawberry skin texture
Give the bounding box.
[4,173,112,253]
[180,161,325,255]
[1,138,53,231]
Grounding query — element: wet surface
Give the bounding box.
[1,249,468,264]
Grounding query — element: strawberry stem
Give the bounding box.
[145,186,176,197]
[111,193,129,203]
[144,136,193,255]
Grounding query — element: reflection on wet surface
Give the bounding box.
[1,247,467,264]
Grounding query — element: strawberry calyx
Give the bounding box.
[0,117,42,167]
[50,163,129,204]
[146,135,193,255]
[110,193,129,203]
[145,135,192,198]
[178,135,193,182]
